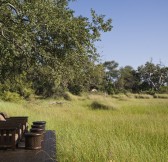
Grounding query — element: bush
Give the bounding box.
[90,101,116,110]
[21,87,34,99]
[146,90,156,95]
[1,91,23,102]
[68,84,84,95]
[0,79,34,99]
[159,86,168,94]
[63,92,72,101]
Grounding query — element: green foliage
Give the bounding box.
[116,66,135,91]
[0,91,23,102]
[103,60,119,82]
[104,82,115,95]
[159,86,168,94]
[145,89,156,95]
[0,0,112,99]
[68,84,83,95]
[102,60,168,94]
[2,1,168,98]
[102,60,119,94]
[0,74,34,99]
[63,92,72,101]
[137,62,168,91]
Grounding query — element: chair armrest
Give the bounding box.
[6,116,28,120]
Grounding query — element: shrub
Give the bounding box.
[21,87,34,99]
[159,86,168,94]
[1,91,23,102]
[68,84,83,95]
[63,92,72,101]
[90,101,116,110]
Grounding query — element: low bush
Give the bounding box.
[90,101,116,110]
[159,86,168,94]
[68,84,83,95]
[63,92,72,101]
[0,91,23,102]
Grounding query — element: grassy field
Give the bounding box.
[0,93,168,162]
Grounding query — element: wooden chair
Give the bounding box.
[0,113,28,134]
[0,122,22,150]
[0,113,29,150]
[6,117,29,134]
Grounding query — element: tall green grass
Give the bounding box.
[0,94,168,162]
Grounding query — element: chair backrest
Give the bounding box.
[0,112,8,118]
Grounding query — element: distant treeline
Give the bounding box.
[101,60,168,95]
[0,1,167,101]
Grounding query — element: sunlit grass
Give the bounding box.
[154,93,168,99]
[0,94,168,162]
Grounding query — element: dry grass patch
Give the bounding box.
[134,94,153,99]
[153,94,168,99]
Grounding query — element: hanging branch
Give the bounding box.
[0,2,20,40]
[1,28,10,40]
[7,3,19,16]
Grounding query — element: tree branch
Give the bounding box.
[7,3,19,16]
[1,28,10,40]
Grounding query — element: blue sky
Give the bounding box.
[69,0,168,69]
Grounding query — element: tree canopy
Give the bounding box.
[1,1,168,101]
[0,0,112,98]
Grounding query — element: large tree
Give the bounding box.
[0,0,112,97]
